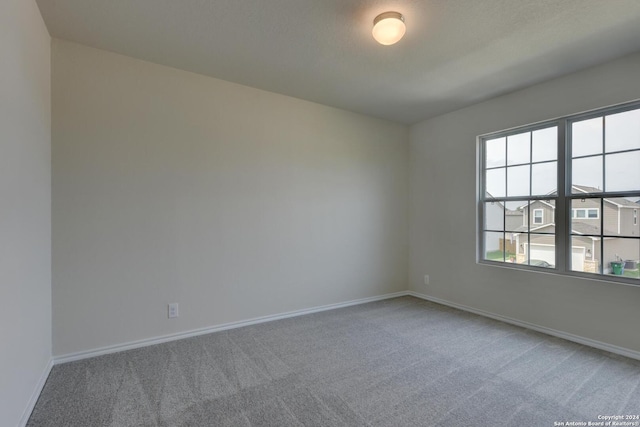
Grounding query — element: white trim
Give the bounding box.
[571,207,599,219]
[605,199,623,208]
[518,200,554,211]
[603,200,639,209]
[618,208,621,234]
[538,200,555,209]
[407,291,640,362]
[533,208,544,224]
[19,358,53,427]
[530,222,554,232]
[572,185,590,194]
[53,291,408,364]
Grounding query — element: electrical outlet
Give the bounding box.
[168,303,179,318]
[424,275,430,286]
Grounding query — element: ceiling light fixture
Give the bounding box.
[372,12,406,46]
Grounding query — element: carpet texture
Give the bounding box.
[28,297,640,426]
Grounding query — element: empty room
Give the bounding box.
[4,0,640,426]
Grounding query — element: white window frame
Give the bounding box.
[533,209,544,224]
[478,100,640,285]
[571,208,599,219]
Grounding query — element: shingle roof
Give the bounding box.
[572,184,601,193]
[510,222,615,236]
[485,187,638,209]
[571,222,602,235]
[572,185,638,207]
[607,197,639,207]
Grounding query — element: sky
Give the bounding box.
[485,108,640,198]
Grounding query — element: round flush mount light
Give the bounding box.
[372,11,406,45]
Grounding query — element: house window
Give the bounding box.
[479,101,640,283]
[533,209,544,224]
[571,208,599,219]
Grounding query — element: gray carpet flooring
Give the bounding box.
[29,296,640,426]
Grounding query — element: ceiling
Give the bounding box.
[36,0,640,124]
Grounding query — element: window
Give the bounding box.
[533,209,544,224]
[481,125,557,267]
[571,208,599,219]
[479,101,640,283]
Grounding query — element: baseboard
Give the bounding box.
[19,357,53,427]
[54,291,409,364]
[52,289,640,365]
[407,290,640,361]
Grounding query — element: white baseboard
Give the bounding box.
[19,357,53,427]
[407,290,640,361]
[53,291,409,364]
[53,289,640,366]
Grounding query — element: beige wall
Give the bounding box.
[410,52,640,352]
[0,0,52,425]
[52,40,409,356]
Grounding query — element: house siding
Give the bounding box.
[569,198,599,232]
[527,201,554,229]
[505,214,523,231]
[602,201,620,235]
[619,207,640,236]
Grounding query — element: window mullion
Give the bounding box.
[600,117,605,274]
[528,132,533,265]
[600,198,604,274]
[556,120,568,272]
[602,116,606,193]
[478,138,485,263]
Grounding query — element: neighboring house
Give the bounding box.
[484,197,503,253]
[511,185,639,272]
[484,193,522,255]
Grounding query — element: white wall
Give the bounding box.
[410,52,640,352]
[52,40,409,356]
[0,0,52,425]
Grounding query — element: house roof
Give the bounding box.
[510,222,614,237]
[516,199,555,211]
[509,224,553,234]
[572,185,638,207]
[507,185,639,211]
[485,193,523,216]
[572,185,601,193]
[607,198,639,208]
[571,222,608,235]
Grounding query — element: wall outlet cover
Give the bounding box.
[168,303,179,318]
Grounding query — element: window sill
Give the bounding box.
[477,259,640,288]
